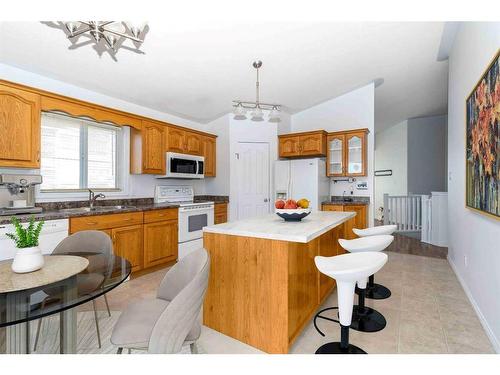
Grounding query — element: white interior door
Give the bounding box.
[236,142,270,220]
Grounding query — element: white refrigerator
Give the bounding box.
[274,158,330,211]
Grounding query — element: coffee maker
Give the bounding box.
[0,174,43,216]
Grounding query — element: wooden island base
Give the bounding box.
[203,220,352,354]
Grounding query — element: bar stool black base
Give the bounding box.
[356,275,391,300]
[349,305,387,332]
[315,342,366,354]
[360,284,392,300]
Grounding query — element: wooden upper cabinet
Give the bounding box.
[167,127,186,153]
[185,131,203,155]
[142,121,166,174]
[278,131,326,158]
[345,131,367,176]
[166,127,203,156]
[327,129,368,177]
[279,136,300,157]
[0,83,41,168]
[327,134,345,177]
[203,136,216,177]
[299,132,327,156]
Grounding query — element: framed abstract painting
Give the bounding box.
[466,49,500,219]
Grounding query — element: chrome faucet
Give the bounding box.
[88,189,106,210]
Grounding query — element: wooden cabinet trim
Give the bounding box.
[0,79,218,138]
[41,96,142,129]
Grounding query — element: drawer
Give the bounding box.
[70,212,143,233]
[214,203,228,215]
[322,204,344,212]
[144,208,178,223]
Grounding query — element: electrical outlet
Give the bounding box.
[464,255,468,267]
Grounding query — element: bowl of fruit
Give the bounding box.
[275,198,311,221]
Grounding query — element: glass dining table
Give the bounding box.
[0,252,131,354]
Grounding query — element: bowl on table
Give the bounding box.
[275,208,311,222]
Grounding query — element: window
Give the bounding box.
[40,112,122,191]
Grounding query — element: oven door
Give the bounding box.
[178,205,214,243]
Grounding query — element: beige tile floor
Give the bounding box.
[83,251,494,354]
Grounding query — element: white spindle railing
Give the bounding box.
[383,194,424,232]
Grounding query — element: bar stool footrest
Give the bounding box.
[313,307,339,337]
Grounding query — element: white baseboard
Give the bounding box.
[447,255,500,353]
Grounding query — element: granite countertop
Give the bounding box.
[0,195,230,225]
[203,211,355,243]
[322,196,370,206]
[194,195,229,203]
[0,202,180,225]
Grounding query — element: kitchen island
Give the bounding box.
[202,211,356,353]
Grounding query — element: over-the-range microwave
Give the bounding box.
[156,152,205,179]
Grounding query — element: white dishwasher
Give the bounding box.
[0,218,69,261]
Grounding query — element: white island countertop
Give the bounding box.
[203,211,356,243]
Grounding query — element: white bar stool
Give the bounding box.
[314,252,388,354]
[338,235,394,332]
[353,225,396,300]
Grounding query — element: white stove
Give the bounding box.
[155,186,214,259]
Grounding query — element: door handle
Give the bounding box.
[264,198,269,203]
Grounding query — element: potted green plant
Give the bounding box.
[6,216,45,273]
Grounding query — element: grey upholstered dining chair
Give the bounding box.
[33,230,114,351]
[111,247,210,354]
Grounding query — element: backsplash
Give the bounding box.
[36,198,155,210]
[329,195,370,204]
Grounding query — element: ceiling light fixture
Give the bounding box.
[232,60,281,123]
[62,21,148,52]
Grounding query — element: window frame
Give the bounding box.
[39,111,124,193]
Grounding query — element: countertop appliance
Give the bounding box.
[154,185,214,259]
[0,174,43,216]
[274,158,330,212]
[157,152,205,179]
[0,219,69,261]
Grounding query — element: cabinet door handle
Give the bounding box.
[86,221,98,225]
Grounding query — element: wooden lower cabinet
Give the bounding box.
[144,220,178,268]
[214,203,228,224]
[321,203,368,239]
[69,209,179,274]
[111,225,144,273]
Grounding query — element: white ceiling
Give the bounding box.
[0,22,448,131]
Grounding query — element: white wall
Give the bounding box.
[374,121,408,218]
[291,83,375,224]
[447,22,500,352]
[0,63,208,200]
